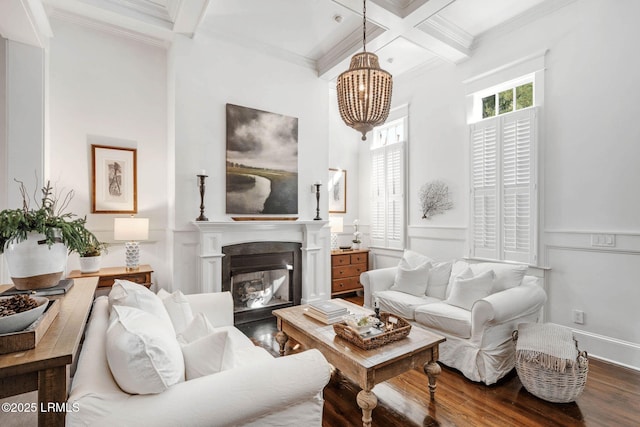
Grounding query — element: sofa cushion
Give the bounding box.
[181,329,228,380]
[390,258,432,296]
[374,290,440,320]
[215,325,273,369]
[426,261,453,299]
[446,260,471,298]
[177,312,217,345]
[109,280,174,334]
[401,249,434,268]
[160,290,194,334]
[470,262,528,292]
[415,302,472,339]
[445,269,495,310]
[106,305,185,395]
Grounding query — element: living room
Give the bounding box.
[0,0,638,425]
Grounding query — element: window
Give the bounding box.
[370,117,406,249]
[481,81,533,119]
[469,107,537,264]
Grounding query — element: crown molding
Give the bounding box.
[49,7,170,48]
[198,28,317,72]
[418,14,473,51]
[472,0,578,48]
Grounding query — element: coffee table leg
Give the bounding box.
[356,389,377,427]
[275,331,288,356]
[424,360,441,400]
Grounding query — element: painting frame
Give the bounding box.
[91,144,137,214]
[328,168,347,214]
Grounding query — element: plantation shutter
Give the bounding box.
[386,143,404,249]
[370,142,405,249]
[470,120,499,260]
[370,148,386,247]
[470,108,537,264]
[502,108,536,263]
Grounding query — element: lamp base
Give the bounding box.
[331,233,339,250]
[124,241,140,271]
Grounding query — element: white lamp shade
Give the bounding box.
[329,217,344,233]
[114,218,149,241]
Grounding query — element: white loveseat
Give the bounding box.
[360,252,547,385]
[67,288,331,426]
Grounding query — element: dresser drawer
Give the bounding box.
[351,253,367,264]
[331,254,351,267]
[332,277,361,293]
[332,263,367,279]
[97,273,149,288]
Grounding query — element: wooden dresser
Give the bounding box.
[331,249,369,297]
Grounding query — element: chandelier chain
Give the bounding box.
[363,0,367,52]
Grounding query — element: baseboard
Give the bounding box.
[565,326,640,372]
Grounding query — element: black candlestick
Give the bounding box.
[313,183,322,220]
[196,174,209,221]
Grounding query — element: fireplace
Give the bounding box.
[222,242,302,324]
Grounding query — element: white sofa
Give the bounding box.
[360,254,547,385]
[67,290,331,426]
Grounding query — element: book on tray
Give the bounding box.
[0,279,74,297]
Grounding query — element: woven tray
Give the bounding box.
[333,312,411,350]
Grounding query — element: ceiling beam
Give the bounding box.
[319,0,470,80]
[0,0,53,48]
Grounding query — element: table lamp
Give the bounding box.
[329,216,343,250]
[114,217,149,271]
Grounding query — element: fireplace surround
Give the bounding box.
[222,242,302,324]
[192,220,330,307]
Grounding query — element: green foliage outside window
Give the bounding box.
[499,89,513,114]
[516,83,533,110]
[482,95,496,119]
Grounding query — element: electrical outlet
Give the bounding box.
[572,309,584,324]
[591,234,615,247]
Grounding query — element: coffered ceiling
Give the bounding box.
[1,0,569,80]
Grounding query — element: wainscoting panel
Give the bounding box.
[407,225,467,262]
[544,230,640,370]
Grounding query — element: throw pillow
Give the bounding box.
[425,261,453,299]
[177,313,217,345]
[106,305,185,394]
[400,249,434,269]
[181,330,228,380]
[390,258,432,296]
[446,260,471,299]
[160,290,194,335]
[469,263,528,292]
[445,269,495,311]
[108,280,175,334]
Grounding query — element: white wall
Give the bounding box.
[328,87,363,248]
[353,0,640,368]
[47,19,169,287]
[170,29,330,293]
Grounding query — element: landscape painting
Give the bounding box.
[226,104,298,215]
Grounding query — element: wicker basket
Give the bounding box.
[333,312,411,350]
[513,328,589,403]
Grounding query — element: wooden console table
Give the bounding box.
[0,277,98,426]
[67,265,153,297]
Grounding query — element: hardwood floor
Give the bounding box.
[240,296,640,427]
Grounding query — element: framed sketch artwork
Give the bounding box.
[91,144,137,213]
[328,168,346,213]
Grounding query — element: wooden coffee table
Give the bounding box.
[0,277,98,426]
[273,300,445,427]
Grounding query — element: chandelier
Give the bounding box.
[336,0,393,141]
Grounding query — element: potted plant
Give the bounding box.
[78,240,108,273]
[0,180,101,290]
[352,219,362,250]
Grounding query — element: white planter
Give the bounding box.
[79,255,102,273]
[4,232,68,290]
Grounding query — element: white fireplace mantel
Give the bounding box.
[191,220,331,303]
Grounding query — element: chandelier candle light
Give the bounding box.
[336,0,393,140]
[114,217,149,271]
